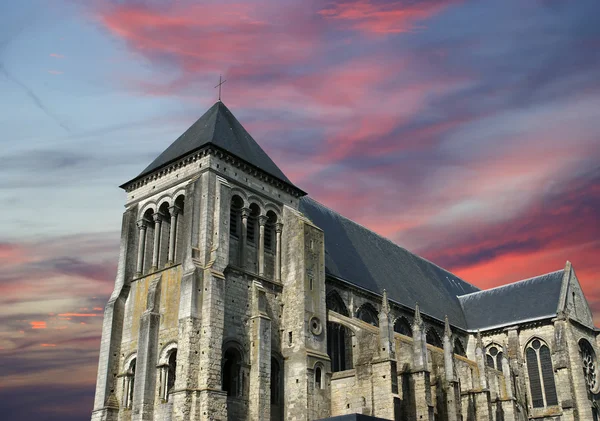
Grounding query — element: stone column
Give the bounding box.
[151,213,162,271]
[136,220,148,276]
[275,222,283,283]
[258,215,267,276]
[412,304,434,421]
[499,344,518,421]
[475,331,488,390]
[167,206,179,264]
[249,281,271,421]
[240,207,249,269]
[443,317,460,421]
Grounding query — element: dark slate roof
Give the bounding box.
[299,197,480,329]
[459,270,565,330]
[123,101,296,188]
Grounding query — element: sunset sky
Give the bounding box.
[1,0,599,419]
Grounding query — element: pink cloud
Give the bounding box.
[49,53,64,58]
[30,321,47,330]
[319,0,460,34]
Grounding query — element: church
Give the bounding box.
[90,101,599,421]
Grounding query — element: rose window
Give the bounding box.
[580,340,599,394]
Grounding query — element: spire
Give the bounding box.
[413,303,423,329]
[444,315,452,338]
[382,289,390,314]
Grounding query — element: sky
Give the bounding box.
[0,0,599,419]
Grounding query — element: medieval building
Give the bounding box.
[91,101,599,421]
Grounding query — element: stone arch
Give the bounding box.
[139,202,158,219]
[158,342,178,401]
[264,202,282,219]
[247,195,266,214]
[313,361,325,390]
[156,194,173,210]
[122,353,137,409]
[393,316,412,337]
[158,342,178,365]
[228,187,249,208]
[356,302,379,326]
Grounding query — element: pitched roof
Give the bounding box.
[299,197,480,329]
[123,101,297,189]
[458,269,565,330]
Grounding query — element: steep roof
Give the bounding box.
[299,197,480,329]
[458,269,565,330]
[123,101,297,188]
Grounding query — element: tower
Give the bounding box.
[90,101,329,421]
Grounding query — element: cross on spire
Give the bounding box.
[215,75,227,101]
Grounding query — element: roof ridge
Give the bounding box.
[303,196,478,290]
[458,268,565,299]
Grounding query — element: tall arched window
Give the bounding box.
[166,350,177,400]
[222,347,243,397]
[394,317,412,337]
[264,211,277,252]
[526,338,558,408]
[157,202,171,268]
[229,195,244,266]
[271,357,281,405]
[579,339,599,394]
[326,291,349,317]
[356,303,379,326]
[486,344,504,370]
[314,364,323,389]
[123,357,136,409]
[426,328,442,348]
[173,195,185,263]
[247,204,260,246]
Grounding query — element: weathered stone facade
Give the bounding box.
[91,102,599,421]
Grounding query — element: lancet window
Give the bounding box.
[326,291,353,372]
[159,346,177,402]
[454,338,466,357]
[222,346,243,397]
[526,338,558,408]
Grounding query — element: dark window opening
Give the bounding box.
[426,329,442,348]
[271,358,281,405]
[356,304,379,327]
[394,317,412,337]
[167,350,177,399]
[315,366,322,389]
[223,348,242,397]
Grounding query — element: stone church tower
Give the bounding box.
[91,101,600,421]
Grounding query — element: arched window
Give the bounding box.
[526,338,558,408]
[579,339,599,394]
[123,357,136,409]
[326,291,349,317]
[356,303,379,327]
[247,204,260,246]
[315,364,323,389]
[141,208,155,274]
[394,317,412,337]
[166,350,177,400]
[173,195,185,263]
[157,202,171,268]
[229,195,243,239]
[485,344,504,370]
[264,211,277,252]
[426,328,442,348]
[454,338,466,357]
[222,347,243,397]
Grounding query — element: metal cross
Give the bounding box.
[214,75,226,101]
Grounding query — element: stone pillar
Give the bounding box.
[167,206,179,264]
[171,181,203,421]
[249,282,271,421]
[240,207,249,269]
[412,304,434,421]
[275,222,282,283]
[91,207,137,421]
[378,290,395,359]
[499,345,518,421]
[151,213,162,271]
[475,331,488,390]
[473,331,493,421]
[132,276,162,421]
[443,317,460,421]
[136,219,147,276]
[258,215,268,276]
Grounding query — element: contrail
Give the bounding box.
[0,62,71,133]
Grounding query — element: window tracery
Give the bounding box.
[580,339,599,394]
[485,344,503,370]
[526,338,558,408]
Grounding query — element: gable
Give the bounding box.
[559,263,595,328]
